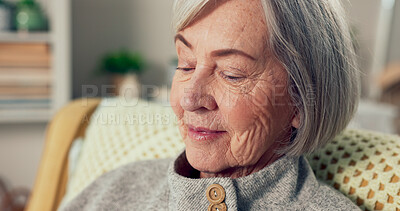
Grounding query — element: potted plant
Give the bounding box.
[99,50,145,99]
[15,0,48,31]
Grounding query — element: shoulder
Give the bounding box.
[307,181,361,211]
[103,158,172,181]
[61,158,172,211]
[87,157,172,190]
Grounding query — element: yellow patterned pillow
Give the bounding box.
[306,129,400,210]
[60,98,400,210]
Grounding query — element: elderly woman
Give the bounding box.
[63,0,361,210]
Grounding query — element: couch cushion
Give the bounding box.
[306,130,400,210]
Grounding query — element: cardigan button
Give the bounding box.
[206,184,225,204]
[208,202,227,211]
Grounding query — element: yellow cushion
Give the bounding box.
[62,98,400,210]
[306,130,400,210]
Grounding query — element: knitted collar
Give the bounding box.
[167,151,319,210]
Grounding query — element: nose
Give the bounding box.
[180,76,217,112]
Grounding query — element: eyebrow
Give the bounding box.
[211,49,255,61]
[175,34,192,49]
[174,33,256,61]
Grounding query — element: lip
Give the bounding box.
[187,125,226,141]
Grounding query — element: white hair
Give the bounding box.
[172,0,360,156]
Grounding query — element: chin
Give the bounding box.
[185,145,227,173]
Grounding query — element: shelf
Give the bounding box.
[0,1,71,124]
[0,108,51,123]
[0,31,52,43]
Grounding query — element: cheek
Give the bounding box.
[220,96,255,132]
[170,80,184,120]
[218,86,274,134]
[218,93,273,166]
[170,80,189,140]
[222,85,292,136]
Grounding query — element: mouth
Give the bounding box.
[187,125,226,141]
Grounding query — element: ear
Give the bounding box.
[291,112,300,129]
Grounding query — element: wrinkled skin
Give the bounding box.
[170,0,299,178]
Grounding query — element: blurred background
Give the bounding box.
[0,0,399,209]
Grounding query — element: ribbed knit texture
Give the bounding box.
[61,152,360,211]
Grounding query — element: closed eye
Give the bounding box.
[220,71,245,82]
[225,75,241,80]
[176,67,195,71]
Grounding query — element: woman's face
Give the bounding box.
[171,0,298,177]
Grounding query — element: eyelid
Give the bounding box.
[219,70,245,82]
[176,67,195,71]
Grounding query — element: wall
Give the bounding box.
[0,124,46,188]
[387,0,400,63]
[343,0,381,72]
[72,0,176,98]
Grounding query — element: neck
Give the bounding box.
[199,151,283,179]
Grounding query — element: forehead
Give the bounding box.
[179,0,268,56]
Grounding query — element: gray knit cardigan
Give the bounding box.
[61,152,361,211]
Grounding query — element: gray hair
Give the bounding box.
[172,0,360,156]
